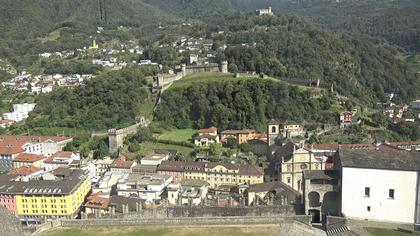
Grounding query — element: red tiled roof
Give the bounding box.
[85,192,110,209]
[0,146,25,155]
[389,141,420,146]
[52,151,74,158]
[44,152,75,164]
[110,156,135,169]
[8,166,42,176]
[13,153,45,163]
[198,127,217,134]
[0,135,72,148]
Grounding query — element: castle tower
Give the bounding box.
[181,64,186,76]
[220,61,228,73]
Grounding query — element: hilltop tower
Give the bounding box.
[220,61,228,73]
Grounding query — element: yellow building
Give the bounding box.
[13,168,90,221]
[270,142,325,192]
[13,153,46,168]
[89,39,98,49]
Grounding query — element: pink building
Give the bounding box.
[0,192,16,215]
[156,160,185,182]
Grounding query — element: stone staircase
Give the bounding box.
[326,225,351,236]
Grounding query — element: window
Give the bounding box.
[367,206,371,212]
[364,187,370,197]
[389,189,395,199]
[287,177,291,184]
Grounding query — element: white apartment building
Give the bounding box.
[116,173,172,203]
[2,103,36,122]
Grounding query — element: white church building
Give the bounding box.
[336,150,420,224]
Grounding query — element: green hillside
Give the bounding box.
[0,0,178,66]
[207,14,418,103]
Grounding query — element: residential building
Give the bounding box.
[91,157,113,177]
[220,129,259,145]
[12,153,46,168]
[7,166,44,181]
[0,119,13,128]
[167,179,209,206]
[269,142,325,192]
[84,192,111,217]
[156,160,187,182]
[0,135,73,170]
[116,173,172,203]
[0,168,90,222]
[339,111,353,128]
[2,103,36,122]
[110,156,136,174]
[44,151,80,171]
[140,153,169,166]
[194,127,219,146]
[157,161,264,188]
[256,7,273,16]
[337,150,420,224]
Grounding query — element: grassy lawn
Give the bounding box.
[366,227,420,236]
[122,141,194,159]
[158,128,196,142]
[44,225,280,236]
[171,72,251,89]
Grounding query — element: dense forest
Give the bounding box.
[23,66,155,131]
[207,15,418,103]
[155,78,338,130]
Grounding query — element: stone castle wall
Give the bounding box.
[61,215,311,228]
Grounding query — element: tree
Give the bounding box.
[128,143,141,153]
[209,143,222,156]
[225,137,238,148]
[93,140,109,159]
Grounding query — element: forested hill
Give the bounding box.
[208,15,418,103]
[0,0,177,64]
[155,77,338,130]
[144,0,420,52]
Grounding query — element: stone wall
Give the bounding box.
[0,206,28,236]
[277,220,315,236]
[61,215,311,228]
[118,205,297,219]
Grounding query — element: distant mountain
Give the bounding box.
[0,0,176,40]
[144,0,420,52]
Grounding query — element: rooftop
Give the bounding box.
[8,166,43,176]
[198,127,217,134]
[221,129,256,135]
[337,150,420,171]
[0,168,86,195]
[248,181,299,196]
[302,170,338,180]
[110,156,135,169]
[13,153,45,163]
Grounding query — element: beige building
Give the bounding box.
[12,153,46,168]
[157,161,264,188]
[270,142,325,192]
